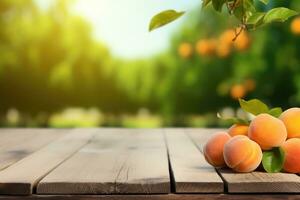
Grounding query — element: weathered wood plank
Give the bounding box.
[165,129,223,193]
[1,194,300,200]
[0,129,66,171]
[37,129,170,194]
[0,129,54,152]
[0,129,96,195]
[188,128,300,193]
[219,169,300,193]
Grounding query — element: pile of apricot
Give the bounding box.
[203,108,300,173]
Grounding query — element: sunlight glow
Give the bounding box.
[71,0,200,59]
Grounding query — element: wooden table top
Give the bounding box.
[0,128,299,200]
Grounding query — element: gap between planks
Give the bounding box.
[164,128,224,193]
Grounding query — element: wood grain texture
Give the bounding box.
[188,128,300,193]
[1,194,300,200]
[165,129,223,193]
[219,169,300,193]
[0,129,96,195]
[0,129,66,171]
[37,129,170,195]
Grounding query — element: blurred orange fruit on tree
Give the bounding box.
[230,84,246,99]
[234,31,251,51]
[219,29,235,46]
[291,17,300,35]
[196,39,216,56]
[219,28,251,51]
[178,42,193,58]
[216,44,231,58]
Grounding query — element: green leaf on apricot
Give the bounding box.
[268,107,283,118]
[239,99,269,116]
[149,10,185,32]
[217,113,250,125]
[262,147,285,173]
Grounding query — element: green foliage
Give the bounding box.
[0,0,129,114]
[149,0,298,34]
[263,7,298,24]
[247,12,266,29]
[211,0,226,12]
[1,0,300,128]
[262,147,285,173]
[259,0,269,4]
[140,1,300,119]
[248,7,299,30]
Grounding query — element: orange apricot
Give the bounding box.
[230,84,246,100]
[223,135,262,172]
[219,29,235,46]
[291,17,300,35]
[280,108,300,139]
[203,131,231,167]
[234,31,251,51]
[196,39,216,56]
[178,42,193,58]
[216,44,231,58]
[248,114,287,150]
[281,138,300,173]
[228,124,249,137]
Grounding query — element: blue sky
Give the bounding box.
[37,0,200,59]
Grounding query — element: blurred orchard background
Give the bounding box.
[1,0,300,128]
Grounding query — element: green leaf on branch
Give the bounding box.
[246,12,266,30]
[268,107,283,118]
[217,113,250,125]
[149,10,185,32]
[233,0,256,23]
[247,12,266,25]
[212,0,226,12]
[259,0,269,5]
[263,7,298,24]
[262,147,285,173]
[239,99,269,116]
[202,0,212,8]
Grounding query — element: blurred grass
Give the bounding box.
[48,108,104,128]
[0,107,245,128]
